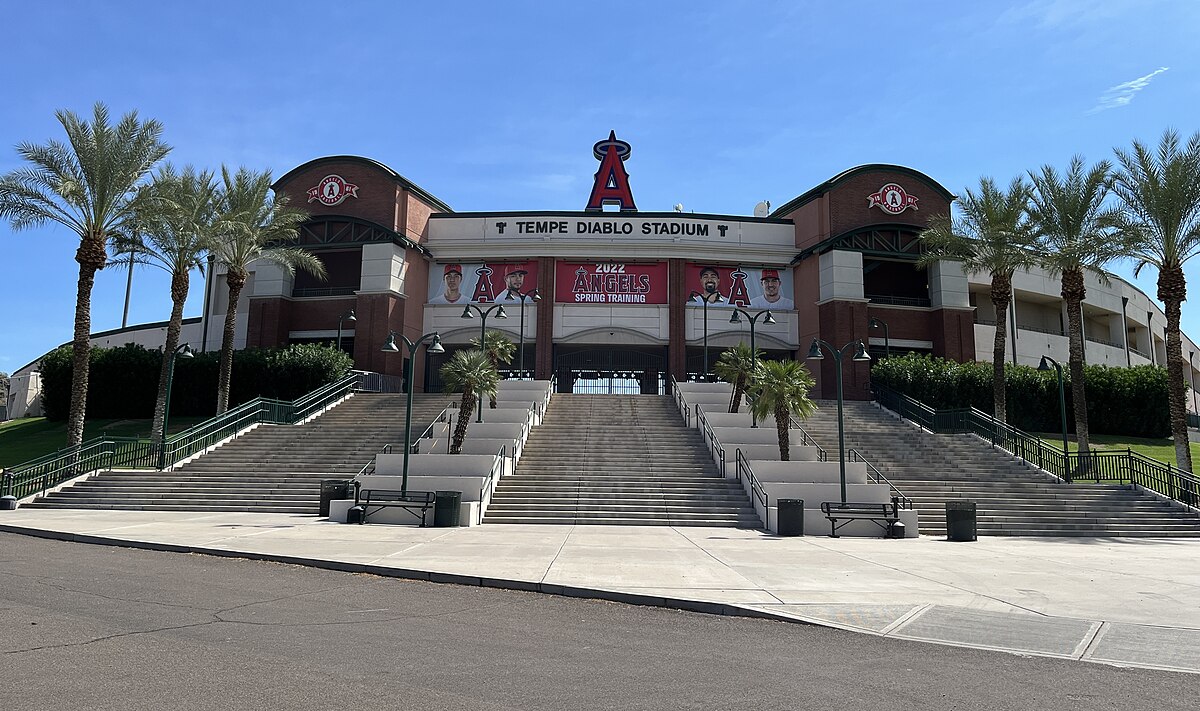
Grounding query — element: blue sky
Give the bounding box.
[2,0,1197,373]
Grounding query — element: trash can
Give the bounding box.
[320,479,352,517]
[0,495,17,511]
[777,498,804,537]
[946,500,977,542]
[433,490,462,528]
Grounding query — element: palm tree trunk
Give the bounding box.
[66,235,107,447]
[152,271,190,440]
[1062,267,1090,456]
[66,264,98,448]
[1160,266,1193,473]
[452,389,475,454]
[990,272,1013,423]
[216,271,246,414]
[730,376,744,414]
[775,405,790,461]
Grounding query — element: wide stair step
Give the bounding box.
[29,393,454,514]
[799,399,1200,537]
[484,394,761,527]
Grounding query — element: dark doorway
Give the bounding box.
[554,345,667,395]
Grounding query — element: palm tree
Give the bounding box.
[208,167,323,413]
[919,176,1037,422]
[1112,130,1200,473]
[471,330,515,408]
[0,103,170,446]
[713,343,760,414]
[440,349,500,454]
[121,165,219,440]
[748,360,818,461]
[1028,157,1123,456]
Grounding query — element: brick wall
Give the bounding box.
[827,169,950,236]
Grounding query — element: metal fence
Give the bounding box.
[2,371,372,501]
[871,383,1200,512]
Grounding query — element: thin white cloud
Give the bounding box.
[999,0,1138,28]
[1087,67,1169,114]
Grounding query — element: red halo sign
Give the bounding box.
[307,175,360,206]
[868,183,919,215]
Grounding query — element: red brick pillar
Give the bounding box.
[816,300,871,400]
[354,293,406,377]
[535,256,555,380]
[667,258,687,387]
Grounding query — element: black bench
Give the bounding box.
[353,482,435,526]
[820,501,901,538]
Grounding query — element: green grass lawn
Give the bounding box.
[1034,432,1200,469]
[0,416,205,468]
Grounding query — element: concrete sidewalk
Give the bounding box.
[2,509,1198,675]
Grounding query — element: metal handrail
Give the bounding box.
[356,444,393,478]
[1,437,155,500]
[734,448,769,515]
[872,382,1200,513]
[1085,335,1124,349]
[848,448,913,510]
[408,405,458,454]
[478,444,508,524]
[694,405,727,477]
[670,375,691,426]
[1017,323,1064,336]
[787,417,829,461]
[3,371,369,499]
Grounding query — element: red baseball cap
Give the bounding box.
[761,268,781,280]
[505,264,529,276]
[444,264,462,275]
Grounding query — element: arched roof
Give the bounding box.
[770,164,955,217]
[273,155,453,213]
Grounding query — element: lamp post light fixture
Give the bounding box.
[806,338,871,503]
[509,288,540,377]
[728,308,777,363]
[159,343,195,470]
[1038,354,1069,455]
[868,317,890,359]
[687,291,713,379]
[381,330,445,494]
[336,309,356,354]
[462,303,508,421]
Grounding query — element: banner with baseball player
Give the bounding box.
[685,264,794,310]
[427,262,540,305]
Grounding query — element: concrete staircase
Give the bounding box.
[25,393,454,514]
[484,395,761,527]
[797,400,1200,537]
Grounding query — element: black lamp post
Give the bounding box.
[509,288,540,377]
[462,303,508,421]
[159,343,195,470]
[868,317,890,358]
[336,309,356,354]
[730,308,776,427]
[1038,355,1069,454]
[806,338,871,503]
[688,291,713,379]
[382,331,445,494]
[728,308,777,363]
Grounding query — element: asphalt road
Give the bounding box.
[1,533,1196,711]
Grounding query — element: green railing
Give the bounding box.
[871,383,1200,512]
[3,371,369,501]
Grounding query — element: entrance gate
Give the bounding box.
[554,347,666,395]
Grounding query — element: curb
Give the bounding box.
[0,523,809,625]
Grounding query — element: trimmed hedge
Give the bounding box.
[39,343,353,421]
[870,354,1170,438]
